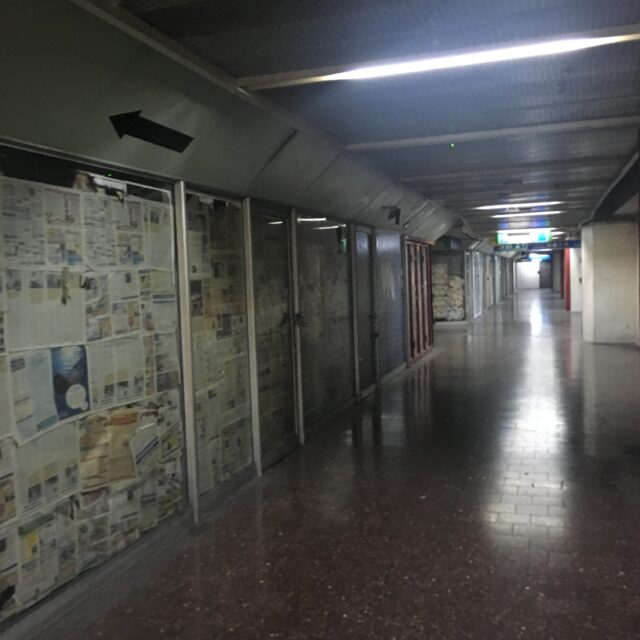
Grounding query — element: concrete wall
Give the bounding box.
[582,222,639,344]
[569,248,583,313]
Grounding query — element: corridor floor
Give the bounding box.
[15,290,640,639]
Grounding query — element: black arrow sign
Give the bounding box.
[109,111,193,153]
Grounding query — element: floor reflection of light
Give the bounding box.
[483,292,569,549]
[529,297,543,336]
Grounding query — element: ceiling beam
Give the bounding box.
[417,177,611,198]
[66,0,345,151]
[590,145,639,222]
[400,156,627,184]
[347,116,640,152]
[238,24,640,91]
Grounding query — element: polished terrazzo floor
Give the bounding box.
[19,290,640,639]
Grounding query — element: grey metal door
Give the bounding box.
[539,261,553,289]
[356,230,376,395]
[251,209,297,466]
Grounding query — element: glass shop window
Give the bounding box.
[0,145,184,620]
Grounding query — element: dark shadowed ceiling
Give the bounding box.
[119,0,640,236]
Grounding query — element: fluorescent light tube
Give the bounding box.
[492,211,563,218]
[326,36,639,82]
[476,201,563,211]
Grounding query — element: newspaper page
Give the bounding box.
[54,498,76,584]
[116,198,145,267]
[0,438,16,524]
[5,269,84,350]
[154,332,180,393]
[1,178,46,267]
[50,345,89,422]
[0,526,18,620]
[84,273,111,342]
[156,389,183,461]
[42,185,83,267]
[83,193,119,268]
[85,269,142,342]
[10,349,58,442]
[78,413,110,491]
[16,422,79,514]
[87,336,144,410]
[76,488,110,573]
[17,512,58,606]
[131,415,160,532]
[157,456,182,521]
[78,407,140,490]
[145,201,174,271]
[108,407,139,483]
[0,270,6,355]
[0,357,11,438]
[109,481,140,552]
[139,269,177,334]
[186,206,210,276]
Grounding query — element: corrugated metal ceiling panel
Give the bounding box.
[123,0,640,76]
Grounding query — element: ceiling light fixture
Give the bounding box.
[475,201,563,211]
[314,225,341,230]
[324,36,640,82]
[297,217,327,222]
[492,210,563,218]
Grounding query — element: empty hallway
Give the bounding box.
[13,289,640,640]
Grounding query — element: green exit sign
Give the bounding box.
[497,229,551,244]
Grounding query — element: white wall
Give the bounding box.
[517,261,540,289]
[582,222,639,344]
[569,248,582,312]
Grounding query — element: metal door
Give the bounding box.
[473,252,483,318]
[407,240,432,362]
[251,209,297,467]
[539,260,553,289]
[355,229,376,396]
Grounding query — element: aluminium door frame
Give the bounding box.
[289,208,305,445]
[405,236,433,364]
[354,224,378,400]
[249,202,301,463]
[349,223,361,400]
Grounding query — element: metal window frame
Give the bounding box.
[289,208,306,445]
[174,181,201,523]
[241,198,263,475]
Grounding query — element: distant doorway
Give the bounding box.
[539,260,553,289]
[516,261,541,289]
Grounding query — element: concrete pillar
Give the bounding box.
[569,248,582,312]
[582,222,639,344]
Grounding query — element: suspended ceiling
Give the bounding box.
[118,0,640,237]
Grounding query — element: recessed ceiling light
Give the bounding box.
[297,217,327,222]
[492,210,563,218]
[325,36,640,82]
[476,201,563,211]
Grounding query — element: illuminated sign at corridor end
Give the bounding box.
[496,228,551,245]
